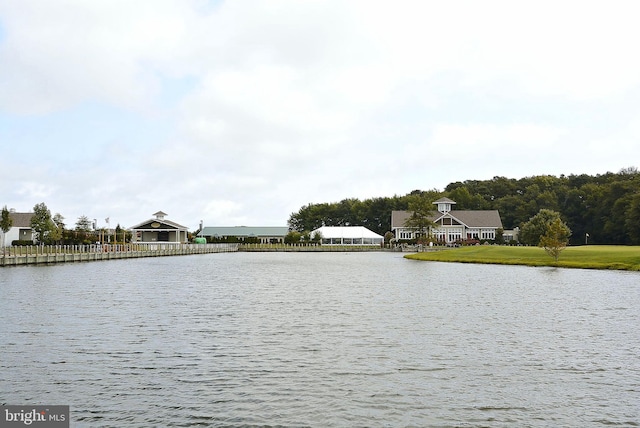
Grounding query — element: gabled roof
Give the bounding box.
[391,210,503,229]
[130,218,188,230]
[8,212,33,228]
[447,210,502,228]
[391,211,412,229]
[199,226,289,237]
[311,226,383,239]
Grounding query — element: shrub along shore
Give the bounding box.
[404,245,640,271]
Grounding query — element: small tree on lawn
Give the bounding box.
[520,209,564,246]
[1,206,13,247]
[539,217,572,262]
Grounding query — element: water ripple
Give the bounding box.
[1,253,639,427]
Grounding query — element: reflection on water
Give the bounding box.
[1,253,639,427]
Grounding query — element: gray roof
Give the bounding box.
[199,226,289,237]
[433,197,456,204]
[8,212,33,228]
[447,210,503,228]
[391,211,412,229]
[391,210,503,229]
[129,217,188,230]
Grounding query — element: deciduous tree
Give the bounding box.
[31,202,56,244]
[625,193,640,244]
[539,217,572,262]
[403,195,437,240]
[519,209,564,246]
[284,231,302,244]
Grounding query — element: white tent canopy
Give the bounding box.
[312,226,383,245]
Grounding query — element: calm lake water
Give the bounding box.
[1,252,638,427]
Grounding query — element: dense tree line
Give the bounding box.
[288,189,441,240]
[288,168,640,245]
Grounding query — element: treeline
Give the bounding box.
[288,167,640,245]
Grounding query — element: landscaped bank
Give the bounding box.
[405,245,640,271]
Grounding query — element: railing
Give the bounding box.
[0,243,238,266]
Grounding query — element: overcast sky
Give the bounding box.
[1,1,638,230]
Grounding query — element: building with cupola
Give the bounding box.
[129,211,189,244]
[391,197,507,244]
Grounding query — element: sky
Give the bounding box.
[1,0,639,231]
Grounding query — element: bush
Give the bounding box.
[461,238,480,246]
[12,240,34,246]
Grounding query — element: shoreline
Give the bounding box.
[404,245,640,271]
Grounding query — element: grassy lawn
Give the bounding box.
[404,245,640,271]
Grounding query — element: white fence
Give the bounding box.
[0,243,238,266]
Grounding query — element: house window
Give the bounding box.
[448,230,462,242]
[481,230,495,240]
[399,231,413,239]
[434,231,446,242]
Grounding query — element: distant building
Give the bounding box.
[2,209,34,245]
[312,226,384,245]
[391,197,504,244]
[502,227,520,243]
[130,211,189,244]
[198,226,289,244]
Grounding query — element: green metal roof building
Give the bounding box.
[198,226,289,243]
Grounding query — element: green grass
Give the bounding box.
[404,245,640,271]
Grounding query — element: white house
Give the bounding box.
[129,211,189,244]
[2,210,34,246]
[312,226,384,245]
[391,197,504,244]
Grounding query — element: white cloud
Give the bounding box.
[16,182,57,200]
[431,123,562,152]
[1,0,639,228]
[584,115,640,167]
[202,199,245,225]
[0,0,199,114]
